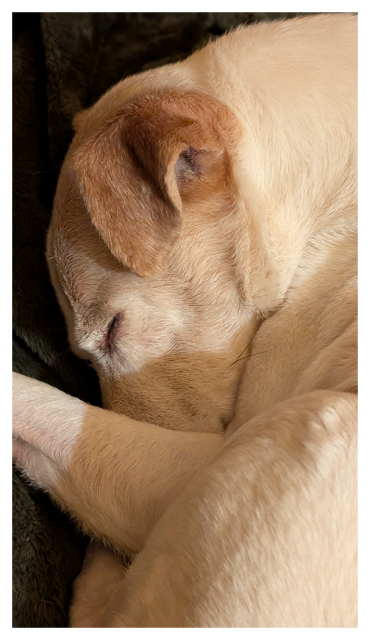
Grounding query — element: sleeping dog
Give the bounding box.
[12,13,358,627]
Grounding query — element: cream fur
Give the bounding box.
[13,14,357,628]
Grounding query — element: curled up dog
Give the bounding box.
[12,13,358,627]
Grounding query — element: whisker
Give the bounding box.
[239,346,278,362]
[55,350,70,358]
[228,336,254,368]
[228,344,278,367]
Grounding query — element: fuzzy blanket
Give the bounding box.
[12,12,301,627]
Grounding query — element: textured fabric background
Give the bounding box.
[13,12,307,627]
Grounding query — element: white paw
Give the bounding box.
[12,371,87,490]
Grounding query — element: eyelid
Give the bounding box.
[105,313,121,353]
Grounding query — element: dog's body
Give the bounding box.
[13,14,358,627]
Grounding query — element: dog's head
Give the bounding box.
[47,90,266,430]
[45,16,357,432]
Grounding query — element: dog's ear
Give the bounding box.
[71,92,231,277]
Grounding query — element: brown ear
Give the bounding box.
[71,91,228,277]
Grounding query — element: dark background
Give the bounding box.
[13,12,310,627]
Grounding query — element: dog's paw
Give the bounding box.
[12,372,87,491]
[12,434,59,490]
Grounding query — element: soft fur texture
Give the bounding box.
[13,13,276,627]
[13,13,357,627]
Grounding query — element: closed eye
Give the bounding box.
[104,313,122,354]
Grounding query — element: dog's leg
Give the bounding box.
[12,372,223,553]
[80,390,356,628]
[68,541,129,628]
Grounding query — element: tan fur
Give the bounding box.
[72,91,239,277]
[13,14,357,627]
